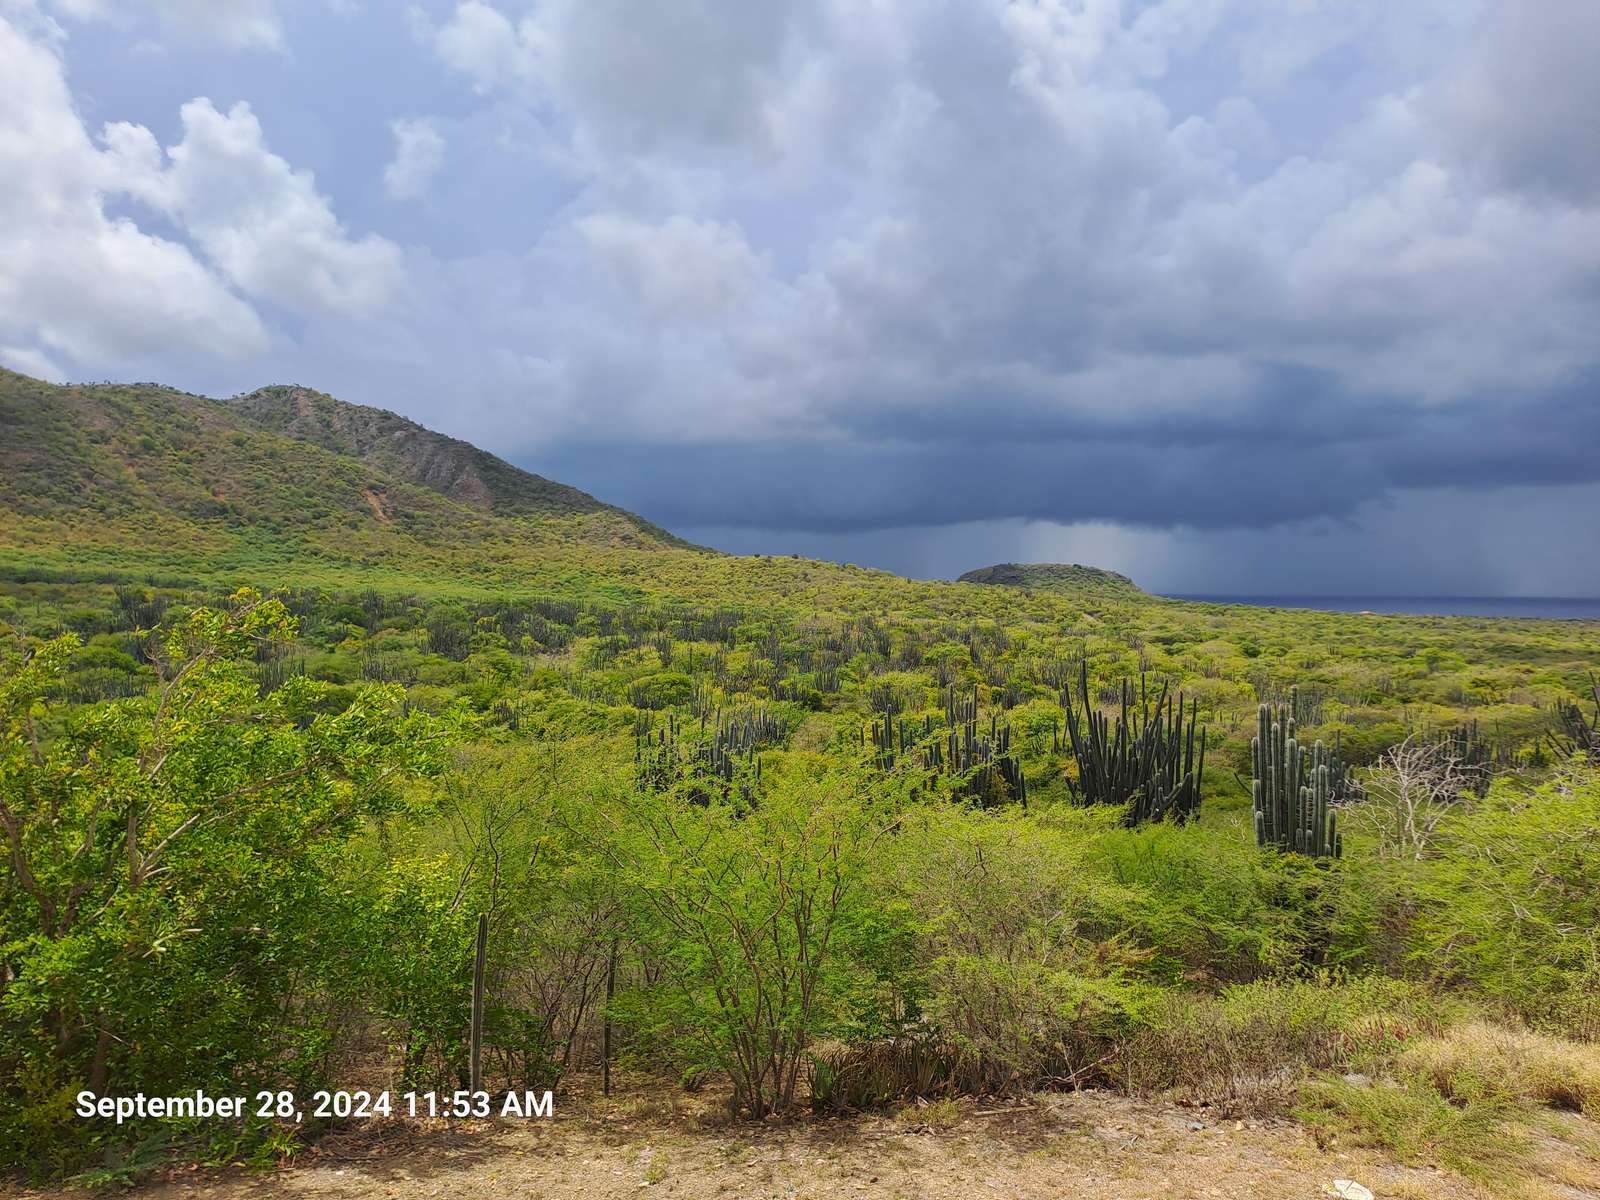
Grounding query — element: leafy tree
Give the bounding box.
[0,591,461,1174]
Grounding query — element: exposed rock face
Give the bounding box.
[232,385,589,518]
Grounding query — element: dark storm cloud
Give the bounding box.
[540,367,1600,536]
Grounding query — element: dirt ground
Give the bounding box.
[12,1079,1600,1200]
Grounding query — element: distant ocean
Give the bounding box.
[1164,595,1600,620]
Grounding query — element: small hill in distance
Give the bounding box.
[957,562,1144,597]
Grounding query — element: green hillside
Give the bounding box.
[0,368,694,589]
[230,383,673,524]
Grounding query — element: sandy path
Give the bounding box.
[13,1086,1598,1200]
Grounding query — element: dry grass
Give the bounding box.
[892,1097,964,1131]
[1400,1023,1600,1116]
[1119,977,1457,1108]
[1298,1074,1527,1182]
[1297,1022,1600,1195]
[807,1037,956,1112]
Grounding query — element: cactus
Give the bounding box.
[863,686,1027,808]
[1252,681,1326,727]
[1251,702,1341,858]
[1061,662,1206,826]
[635,707,785,805]
[1551,676,1600,764]
[1430,719,1524,796]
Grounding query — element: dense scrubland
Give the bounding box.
[2,371,1599,1192]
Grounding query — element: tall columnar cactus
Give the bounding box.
[1253,681,1326,728]
[862,687,1027,808]
[1061,661,1206,826]
[1252,702,1341,858]
[635,707,784,805]
[1552,676,1600,765]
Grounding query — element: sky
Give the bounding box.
[2,0,1598,594]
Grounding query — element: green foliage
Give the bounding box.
[1403,766,1600,1034]
[363,855,477,1089]
[1094,821,1354,980]
[0,592,462,1177]
[884,808,1162,1092]
[594,759,905,1117]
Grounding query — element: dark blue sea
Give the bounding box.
[1165,595,1600,620]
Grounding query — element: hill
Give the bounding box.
[958,562,1144,597]
[0,370,1175,617]
[0,368,695,589]
[230,384,641,522]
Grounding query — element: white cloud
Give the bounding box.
[416,0,541,94]
[45,0,285,49]
[0,11,404,378]
[0,344,69,381]
[155,0,282,49]
[419,0,818,157]
[401,1,1600,439]
[36,0,92,18]
[576,214,763,316]
[384,117,446,200]
[121,98,404,313]
[0,14,267,365]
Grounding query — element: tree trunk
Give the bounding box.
[469,913,487,1094]
[87,1024,113,1095]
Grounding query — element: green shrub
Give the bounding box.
[0,595,461,1177]
[1093,820,1362,980]
[884,808,1162,1092]
[597,759,907,1117]
[1406,766,1600,1035]
[627,671,694,710]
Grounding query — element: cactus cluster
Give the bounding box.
[1552,676,1600,764]
[1251,701,1342,858]
[634,707,786,805]
[1032,653,1084,693]
[1253,681,1326,727]
[1060,661,1206,826]
[865,686,1027,808]
[1432,719,1521,796]
[252,653,307,694]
